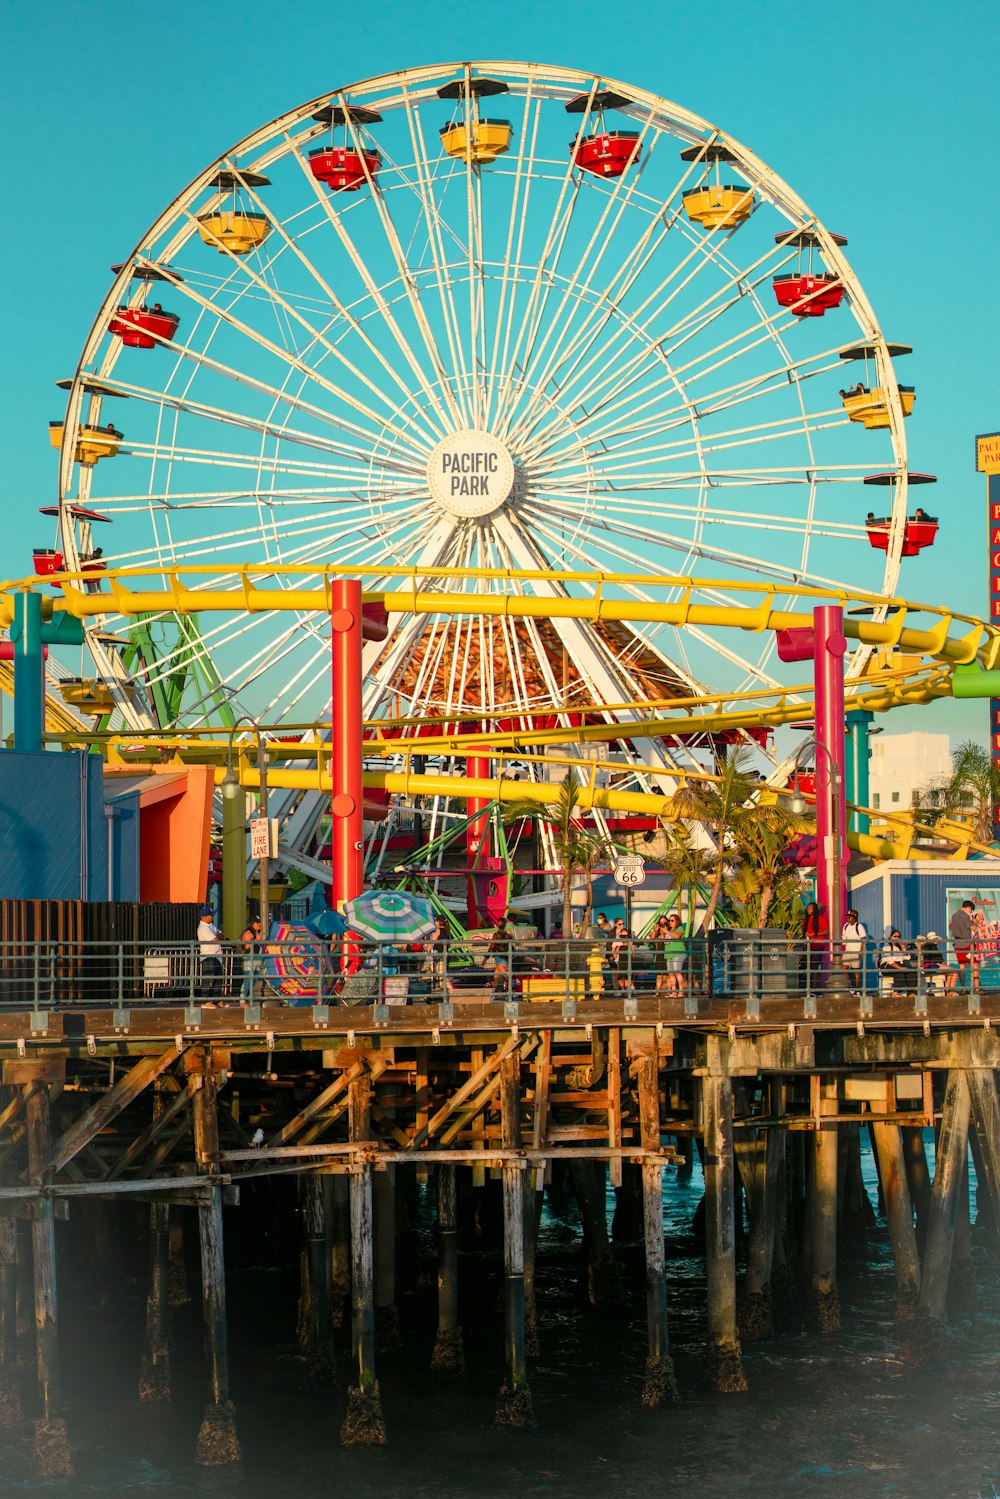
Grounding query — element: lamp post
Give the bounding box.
[788,737,846,985]
[224,717,271,940]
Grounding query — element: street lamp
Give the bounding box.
[787,737,846,988]
[224,716,271,940]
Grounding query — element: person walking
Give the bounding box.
[197,904,225,1000]
[841,908,868,993]
[949,900,975,989]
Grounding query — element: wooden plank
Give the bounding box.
[48,1047,182,1176]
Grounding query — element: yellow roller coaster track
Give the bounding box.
[8,563,994,864]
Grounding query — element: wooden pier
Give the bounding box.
[2,991,1000,1473]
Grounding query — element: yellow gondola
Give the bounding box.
[198,210,272,256]
[440,119,512,164]
[49,421,123,466]
[682,184,754,230]
[59,679,117,715]
[842,386,916,429]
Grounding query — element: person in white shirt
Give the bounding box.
[197,904,224,997]
[841,909,868,992]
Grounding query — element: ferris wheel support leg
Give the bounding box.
[13,593,43,756]
[814,607,848,973]
[331,582,365,923]
[845,710,874,837]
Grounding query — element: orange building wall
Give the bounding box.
[137,765,215,904]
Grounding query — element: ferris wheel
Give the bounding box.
[48,61,924,778]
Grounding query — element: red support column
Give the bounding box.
[813,605,847,958]
[466,753,490,930]
[331,580,364,912]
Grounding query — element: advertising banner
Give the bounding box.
[945,885,1000,988]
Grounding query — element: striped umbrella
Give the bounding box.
[263,920,326,1002]
[342,890,438,943]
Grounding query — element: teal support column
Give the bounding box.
[845,710,874,836]
[13,593,43,755]
[221,774,246,942]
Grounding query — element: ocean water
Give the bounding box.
[2,1142,998,1499]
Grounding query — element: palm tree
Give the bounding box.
[659,824,713,933]
[672,749,757,932]
[930,741,1000,845]
[727,805,801,930]
[502,776,607,935]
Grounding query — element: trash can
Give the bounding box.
[709,928,789,1004]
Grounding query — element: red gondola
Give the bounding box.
[772,273,844,317]
[865,515,938,557]
[108,304,180,348]
[571,131,640,177]
[308,145,382,191]
[772,229,846,318]
[32,548,65,586]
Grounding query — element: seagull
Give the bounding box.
[250,1128,265,1149]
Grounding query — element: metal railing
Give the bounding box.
[0,933,994,1018]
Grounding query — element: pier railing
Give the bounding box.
[0,932,994,1020]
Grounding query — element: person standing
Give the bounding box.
[949,900,975,989]
[802,900,828,980]
[841,908,868,993]
[197,904,225,999]
[660,913,687,994]
[239,914,262,1002]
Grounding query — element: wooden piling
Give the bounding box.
[496,1052,534,1427]
[341,1070,386,1446]
[24,1082,72,1477]
[191,1055,241,1466]
[966,1067,1000,1236]
[299,1173,333,1383]
[0,1215,21,1424]
[430,1163,464,1374]
[137,1202,171,1401]
[901,1124,932,1246]
[869,1121,920,1325]
[701,1051,747,1392]
[374,1165,402,1350]
[167,1212,190,1306]
[636,1053,677,1406]
[903,1068,971,1364]
[810,1083,841,1332]
[739,1124,783,1341]
[329,1174,350,1331]
[949,1153,976,1312]
[569,1159,617,1304]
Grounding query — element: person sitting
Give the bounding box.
[866,511,877,524]
[877,929,914,989]
[919,931,956,991]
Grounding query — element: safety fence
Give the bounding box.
[0,932,994,1018]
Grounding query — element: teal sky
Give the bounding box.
[3,0,997,745]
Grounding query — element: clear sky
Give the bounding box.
[3,0,997,745]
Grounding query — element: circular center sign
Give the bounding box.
[426,430,515,519]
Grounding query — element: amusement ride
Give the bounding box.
[14,60,990,916]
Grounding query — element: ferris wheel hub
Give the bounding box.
[426,429,515,520]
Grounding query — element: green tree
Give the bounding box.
[672,749,757,932]
[726,805,802,930]
[502,776,607,935]
[659,823,713,933]
[923,740,1000,846]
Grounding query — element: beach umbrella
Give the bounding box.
[262,920,331,1002]
[342,890,437,943]
[303,907,349,938]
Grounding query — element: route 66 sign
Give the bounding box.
[613,855,646,888]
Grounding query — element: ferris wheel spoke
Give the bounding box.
[221,165,442,440]
[497,111,660,444]
[138,262,426,456]
[284,132,460,432]
[483,83,540,432]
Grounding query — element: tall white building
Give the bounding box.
[868,730,951,833]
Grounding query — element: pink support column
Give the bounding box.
[331,580,364,912]
[813,605,848,954]
[466,751,490,930]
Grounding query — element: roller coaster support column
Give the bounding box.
[467,744,490,930]
[13,593,43,755]
[331,581,365,911]
[814,606,848,958]
[845,710,874,836]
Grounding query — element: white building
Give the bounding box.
[868,730,951,833]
